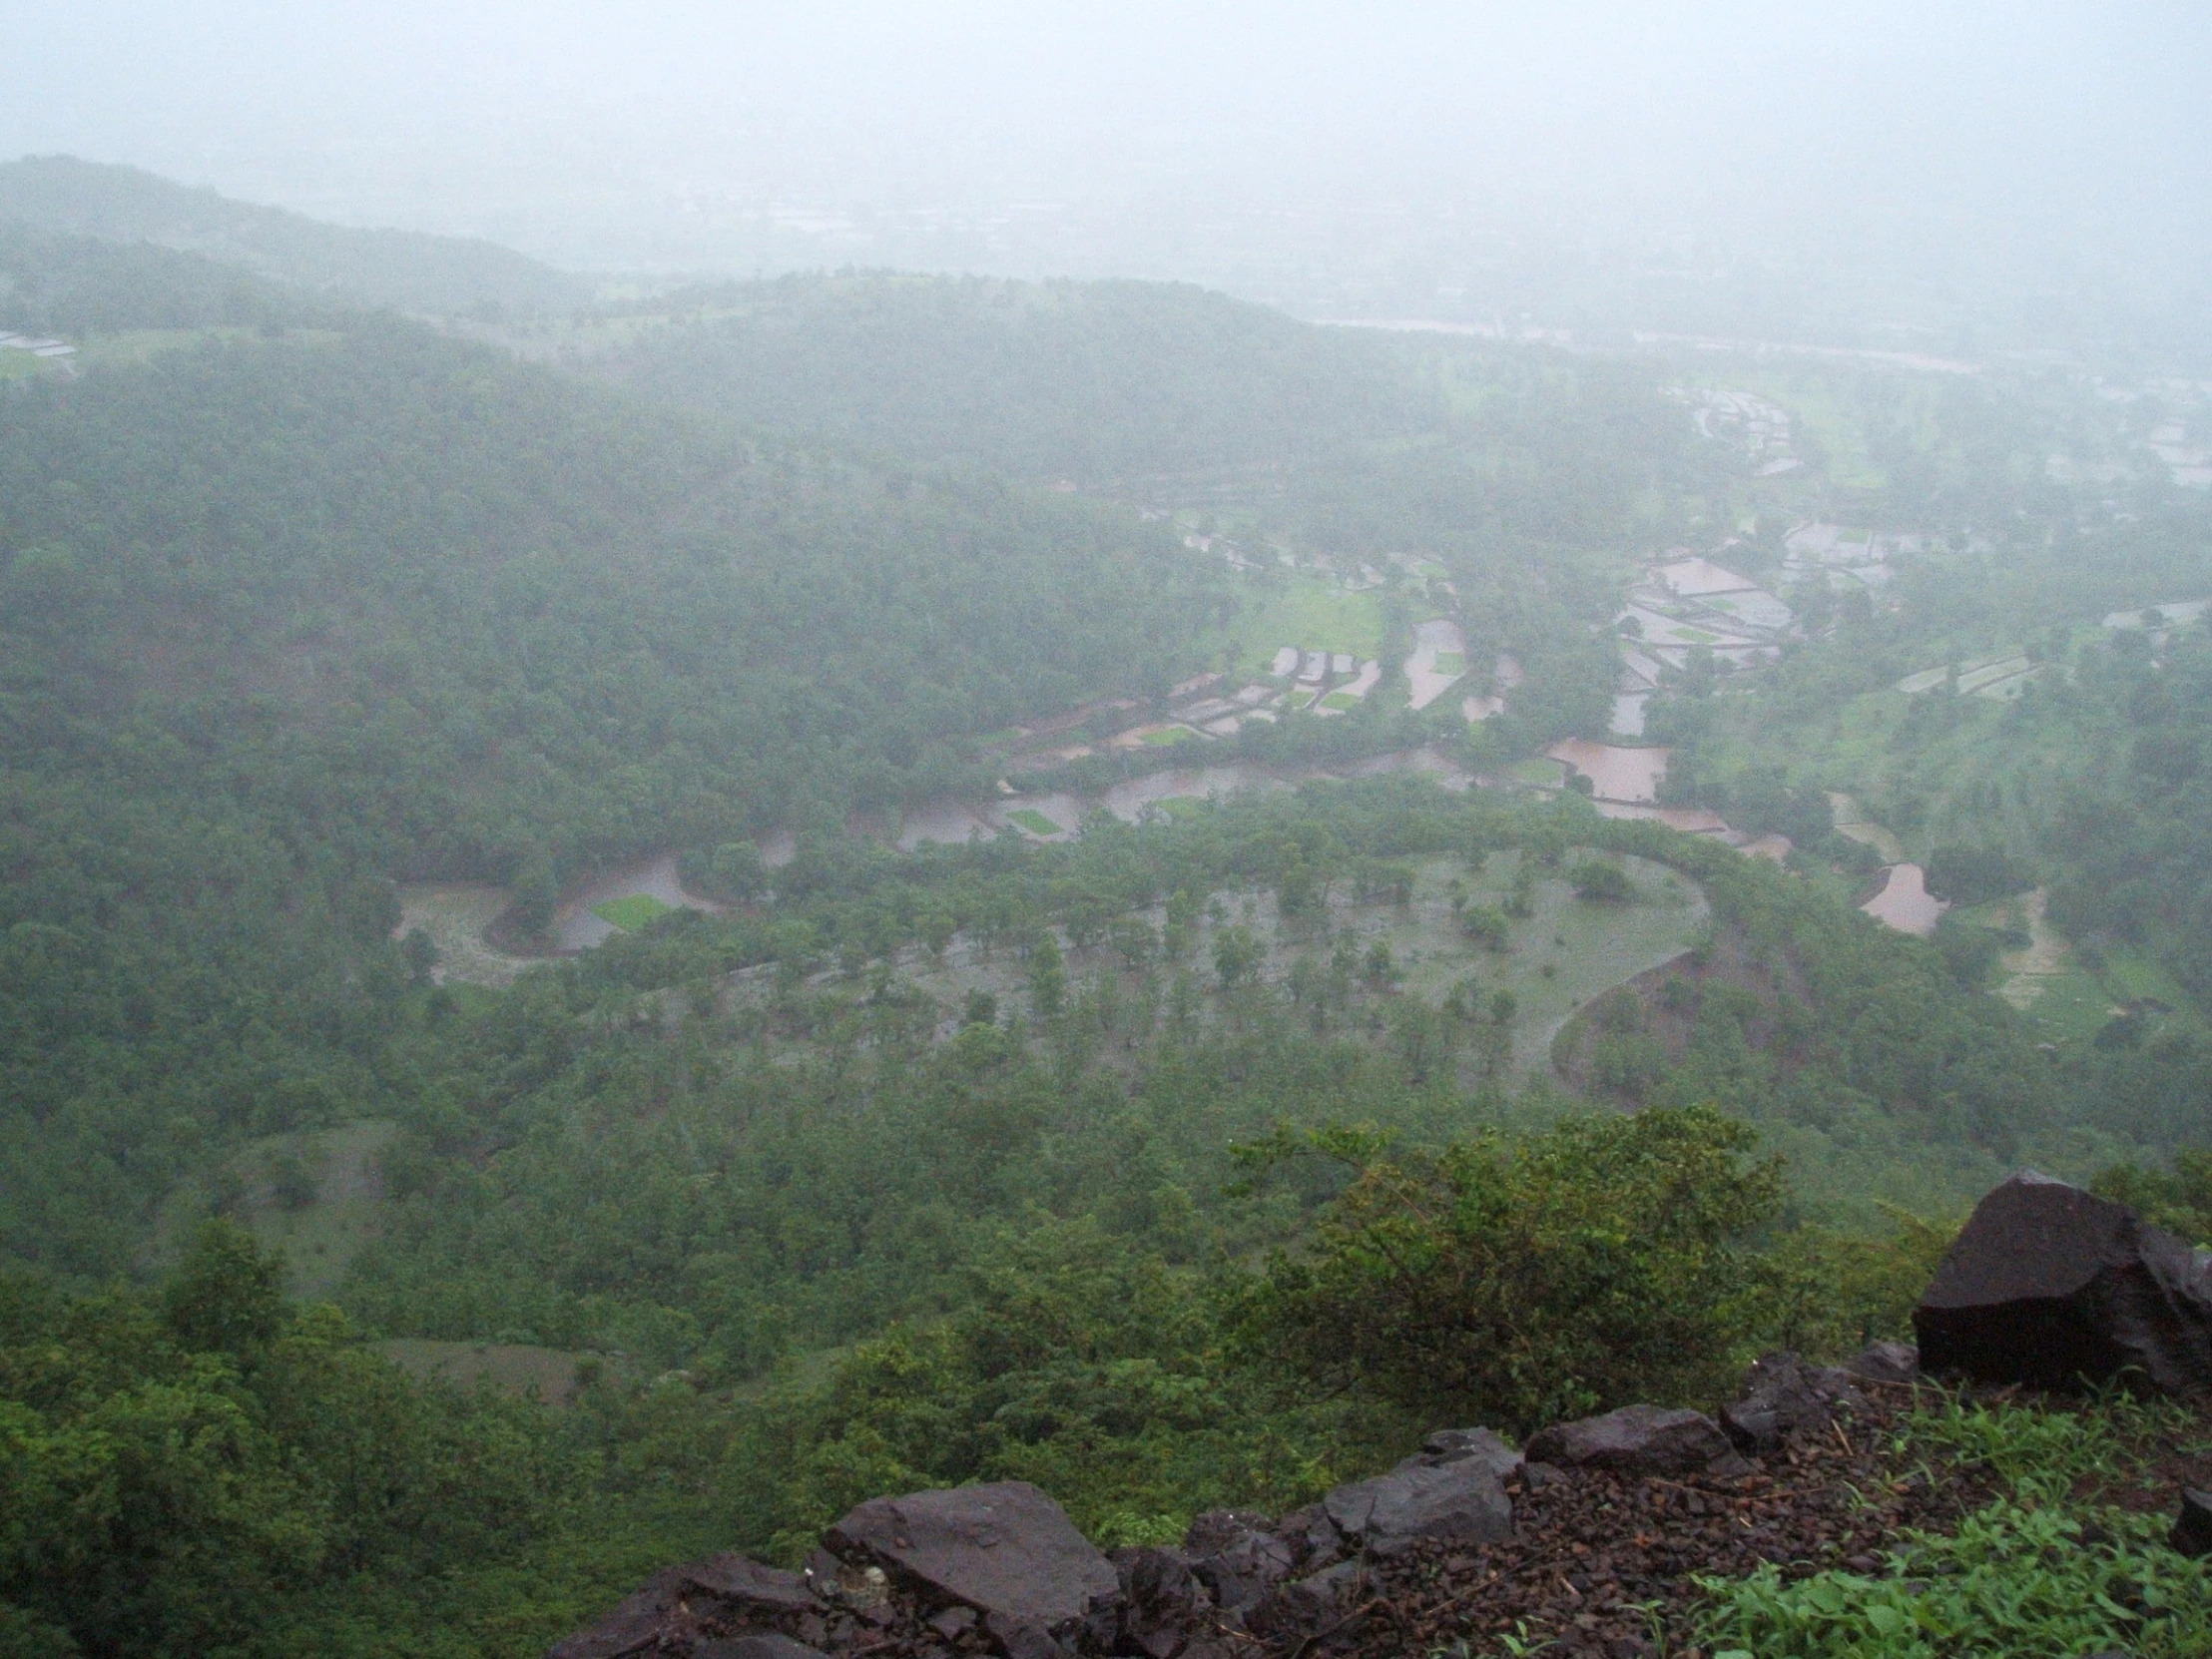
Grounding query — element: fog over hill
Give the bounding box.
[4,4,2207,359]
[0,155,585,314]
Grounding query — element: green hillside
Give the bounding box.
[0,312,1223,1280]
[572,272,1440,480]
[0,154,586,315]
[3,173,2211,1659]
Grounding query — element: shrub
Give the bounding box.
[1924,844,2032,906]
[1235,1105,1785,1432]
[1570,858,1634,903]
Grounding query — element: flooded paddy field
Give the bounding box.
[1859,862,1945,936]
[1545,740,1670,804]
[554,852,725,951]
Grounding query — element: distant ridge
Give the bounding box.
[0,155,586,316]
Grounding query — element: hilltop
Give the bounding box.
[0,154,587,315]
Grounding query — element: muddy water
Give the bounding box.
[1594,802,1730,834]
[1545,740,1670,804]
[896,800,993,850]
[1404,618,1468,711]
[1860,863,1947,937]
[553,852,726,952]
[451,733,1719,978]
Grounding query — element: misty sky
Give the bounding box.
[4,2,2208,307]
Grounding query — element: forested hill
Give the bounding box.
[0,321,1216,862]
[0,317,1222,1274]
[575,274,1442,480]
[0,222,343,335]
[0,155,586,315]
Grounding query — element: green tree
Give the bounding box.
[1238,1106,1785,1432]
[1028,932,1066,1018]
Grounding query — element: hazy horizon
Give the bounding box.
[5,3,2209,344]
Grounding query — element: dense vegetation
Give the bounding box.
[1652,496,2212,1152]
[4,169,2211,1657]
[584,274,1437,481]
[0,315,1222,1278]
[0,225,335,336]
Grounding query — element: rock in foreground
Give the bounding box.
[1522,1403,1737,1476]
[1320,1455,1513,1557]
[827,1480,1123,1630]
[1915,1171,2212,1394]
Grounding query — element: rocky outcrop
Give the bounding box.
[1320,1456,1513,1557]
[567,1171,2212,1659]
[1180,1510,1294,1612]
[548,1556,820,1659]
[1399,1426,1523,1482]
[1720,1353,1868,1454]
[1843,1339,1919,1383]
[827,1481,1123,1631]
[1915,1171,2212,1394]
[1522,1403,1738,1477]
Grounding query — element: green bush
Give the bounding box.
[1569,858,1634,903]
[1234,1105,1784,1432]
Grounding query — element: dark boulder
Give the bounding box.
[1182,1511,1294,1612]
[1243,1561,1369,1643]
[1321,1455,1513,1557]
[1399,1426,1524,1482]
[681,1555,818,1614]
[1914,1172,2212,1395]
[2172,1488,2212,1558]
[697,1639,830,1659]
[827,1480,1122,1630]
[548,1552,814,1659]
[1720,1353,1869,1454]
[546,1574,682,1659]
[1843,1339,1919,1384]
[1523,1404,1735,1476]
[1110,1546,1212,1659]
[1271,1502,1347,1572]
[983,1610,1062,1659]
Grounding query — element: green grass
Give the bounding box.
[1006,808,1062,836]
[1700,1393,2212,1659]
[592,892,675,931]
[148,1120,399,1298]
[2101,945,2197,1015]
[1321,691,1363,711]
[1507,758,1568,787]
[1705,1503,2212,1658]
[1221,575,1386,677]
[1432,652,1467,676]
[1140,727,1200,747]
